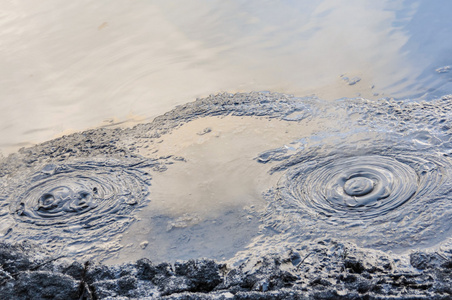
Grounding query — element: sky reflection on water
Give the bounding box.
[0,0,451,155]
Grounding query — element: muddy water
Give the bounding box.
[108,116,329,263]
[0,92,452,265]
[1,0,452,155]
[1,0,452,267]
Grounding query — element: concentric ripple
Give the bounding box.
[1,161,150,257]
[280,155,420,219]
[263,136,452,250]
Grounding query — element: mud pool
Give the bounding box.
[0,93,451,299]
[1,1,452,298]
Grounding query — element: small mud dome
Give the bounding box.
[0,92,451,299]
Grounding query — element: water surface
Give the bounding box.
[1,0,452,154]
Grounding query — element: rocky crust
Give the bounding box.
[1,240,451,299]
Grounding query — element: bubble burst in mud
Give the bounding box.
[260,134,452,252]
[0,160,151,258]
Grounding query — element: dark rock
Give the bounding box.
[441,259,452,269]
[339,274,357,283]
[155,262,174,277]
[382,262,392,271]
[0,245,34,275]
[0,241,451,299]
[117,275,137,293]
[410,252,448,270]
[173,259,222,292]
[344,259,365,274]
[61,261,84,280]
[0,271,78,300]
[356,280,371,294]
[158,276,192,296]
[86,264,117,283]
[279,270,299,285]
[242,273,260,289]
[136,258,156,280]
[310,277,332,287]
[92,280,118,298]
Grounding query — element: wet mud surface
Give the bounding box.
[1,159,154,259]
[260,136,452,252]
[1,92,452,299]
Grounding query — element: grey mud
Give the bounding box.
[0,92,451,299]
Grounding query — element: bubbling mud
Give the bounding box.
[1,92,452,264]
[0,160,151,258]
[281,155,420,219]
[260,134,452,252]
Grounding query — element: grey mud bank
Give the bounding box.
[1,92,452,299]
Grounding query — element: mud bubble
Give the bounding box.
[0,159,152,259]
[280,155,419,219]
[257,131,452,252]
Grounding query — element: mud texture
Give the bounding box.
[1,92,452,298]
[0,240,451,299]
[258,136,452,252]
